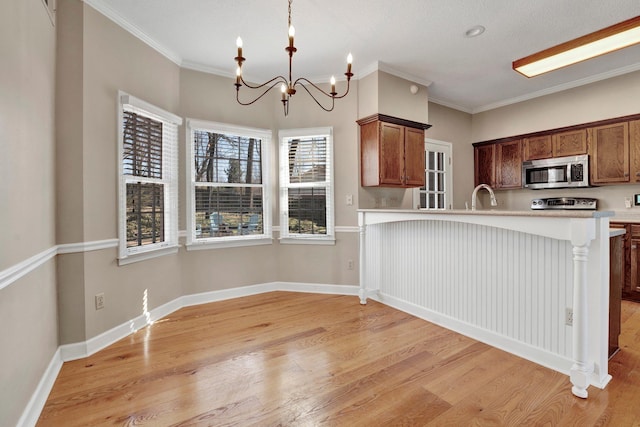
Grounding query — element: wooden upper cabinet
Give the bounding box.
[474,144,495,187]
[404,127,427,186]
[379,122,404,186]
[496,139,522,189]
[553,129,587,157]
[358,114,431,188]
[523,135,552,160]
[590,122,630,184]
[630,120,640,183]
[475,113,640,190]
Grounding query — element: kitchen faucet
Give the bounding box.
[471,184,498,210]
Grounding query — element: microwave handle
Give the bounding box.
[567,164,572,184]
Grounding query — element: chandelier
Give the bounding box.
[234,0,353,116]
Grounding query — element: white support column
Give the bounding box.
[570,244,593,398]
[570,218,596,399]
[358,212,367,305]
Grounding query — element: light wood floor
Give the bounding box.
[38,291,640,426]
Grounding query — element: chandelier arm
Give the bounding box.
[239,74,288,90]
[295,82,336,112]
[293,77,334,98]
[294,77,352,100]
[331,78,352,100]
[236,80,287,106]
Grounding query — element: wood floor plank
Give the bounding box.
[37,292,640,426]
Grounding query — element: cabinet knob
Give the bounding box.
[633,244,637,250]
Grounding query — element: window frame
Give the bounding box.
[279,127,335,245]
[117,92,182,265]
[185,119,272,250]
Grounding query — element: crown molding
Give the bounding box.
[82,0,182,66]
[181,60,235,79]
[427,97,473,114]
[358,61,433,88]
[472,62,640,114]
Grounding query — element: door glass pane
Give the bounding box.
[419,145,450,210]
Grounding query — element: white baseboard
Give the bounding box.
[16,348,63,427]
[19,282,358,427]
[370,292,575,380]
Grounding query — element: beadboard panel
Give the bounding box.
[364,220,573,358]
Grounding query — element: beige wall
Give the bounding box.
[1,0,57,268]
[357,71,433,210]
[272,78,360,284]
[427,103,474,209]
[55,3,184,343]
[378,71,429,124]
[471,71,640,211]
[357,72,378,118]
[472,71,640,142]
[57,4,363,346]
[0,0,58,425]
[6,1,640,423]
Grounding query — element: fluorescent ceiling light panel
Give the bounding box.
[513,16,640,78]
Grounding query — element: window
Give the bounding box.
[414,139,453,210]
[279,128,334,244]
[117,92,182,265]
[186,120,271,249]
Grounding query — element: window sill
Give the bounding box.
[118,245,179,266]
[185,236,273,251]
[279,237,336,245]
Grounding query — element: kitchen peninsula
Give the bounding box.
[358,208,614,399]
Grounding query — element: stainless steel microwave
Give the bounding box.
[522,154,589,189]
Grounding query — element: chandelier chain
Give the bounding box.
[288,0,292,29]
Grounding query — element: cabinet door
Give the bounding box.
[631,120,640,183]
[590,122,630,184]
[496,140,522,189]
[610,233,624,357]
[474,144,495,187]
[379,122,404,186]
[359,121,380,186]
[404,128,425,187]
[553,129,587,157]
[629,238,640,301]
[523,135,552,160]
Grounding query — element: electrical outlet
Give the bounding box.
[347,259,354,270]
[565,307,573,326]
[95,293,105,310]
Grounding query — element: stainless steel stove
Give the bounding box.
[530,197,597,210]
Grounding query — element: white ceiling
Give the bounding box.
[88,0,640,113]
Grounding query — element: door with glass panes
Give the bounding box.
[414,140,452,209]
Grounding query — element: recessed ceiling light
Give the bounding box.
[513,15,640,78]
[465,25,485,38]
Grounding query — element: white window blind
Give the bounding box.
[279,128,334,243]
[117,93,181,264]
[186,119,271,248]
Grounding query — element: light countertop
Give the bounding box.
[610,228,626,237]
[359,208,615,219]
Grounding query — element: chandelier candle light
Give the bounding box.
[234,0,353,116]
